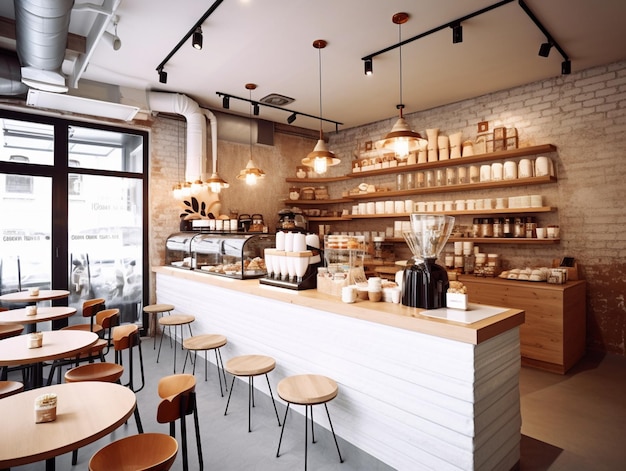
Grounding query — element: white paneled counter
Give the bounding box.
[153,266,524,471]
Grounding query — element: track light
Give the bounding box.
[538,41,552,57]
[158,68,167,84]
[364,58,373,76]
[192,27,203,50]
[451,22,463,44]
[222,96,230,109]
[287,112,297,124]
[561,59,571,75]
[253,103,259,116]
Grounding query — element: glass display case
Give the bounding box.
[165,232,275,279]
[165,232,195,269]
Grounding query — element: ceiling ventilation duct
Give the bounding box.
[14,0,74,93]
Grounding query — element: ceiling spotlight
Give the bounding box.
[451,22,463,44]
[103,16,121,50]
[364,58,373,76]
[538,41,552,57]
[287,112,297,124]
[222,96,230,109]
[253,103,260,116]
[158,68,167,84]
[192,26,203,50]
[561,59,571,75]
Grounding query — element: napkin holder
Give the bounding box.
[27,331,43,348]
[35,393,57,423]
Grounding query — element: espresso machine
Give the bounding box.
[401,214,455,309]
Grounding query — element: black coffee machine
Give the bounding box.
[401,214,455,309]
[277,208,307,233]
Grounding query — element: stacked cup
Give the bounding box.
[367,277,382,302]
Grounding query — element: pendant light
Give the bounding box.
[237,83,266,185]
[301,39,340,175]
[206,117,229,193]
[380,12,426,160]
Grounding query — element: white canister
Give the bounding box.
[535,156,552,176]
[352,205,359,215]
[444,201,453,211]
[503,161,518,180]
[341,286,357,303]
[480,164,492,182]
[293,233,306,251]
[375,201,385,214]
[469,165,480,183]
[435,201,444,212]
[518,158,534,178]
[483,198,494,209]
[358,202,367,215]
[466,199,476,210]
[530,194,543,207]
[394,201,405,214]
[495,197,507,209]
[455,199,466,211]
[491,162,503,181]
[366,202,376,215]
[426,201,435,212]
[416,201,427,212]
[384,200,395,214]
[404,200,414,213]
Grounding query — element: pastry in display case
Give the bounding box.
[165,232,195,269]
[165,232,275,279]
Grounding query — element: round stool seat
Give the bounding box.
[89,432,178,471]
[226,354,275,377]
[158,314,195,327]
[184,334,227,351]
[278,374,338,405]
[64,362,124,383]
[0,323,25,340]
[0,380,24,399]
[143,303,175,314]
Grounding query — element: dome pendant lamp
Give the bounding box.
[237,83,266,185]
[380,12,426,160]
[301,39,340,175]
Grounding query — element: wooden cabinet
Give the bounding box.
[458,275,586,373]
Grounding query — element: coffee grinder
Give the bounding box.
[401,214,455,309]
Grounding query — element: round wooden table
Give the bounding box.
[0,306,77,329]
[0,289,71,304]
[0,330,98,388]
[0,381,136,471]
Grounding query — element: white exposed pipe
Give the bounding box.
[147,91,208,182]
[201,109,218,178]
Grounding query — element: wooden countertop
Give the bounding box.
[153,266,524,345]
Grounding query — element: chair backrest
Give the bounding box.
[113,323,138,351]
[157,374,197,424]
[96,308,119,329]
[0,323,24,340]
[112,323,145,393]
[82,298,106,319]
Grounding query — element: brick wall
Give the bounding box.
[149,60,626,355]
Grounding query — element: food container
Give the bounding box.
[35,393,57,423]
[300,187,315,200]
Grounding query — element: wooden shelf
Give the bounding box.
[347,144,557,178]
[349,207,556,219]
[348,175,557,200]
[385,237,560,244]
[283,198,353,205]
[286,176,351,183]
[308,216,352,222]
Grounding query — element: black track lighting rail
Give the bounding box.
[155,0,224,82]
[361,0,570,75]
[215,92,343,132]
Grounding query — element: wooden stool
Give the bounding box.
[143,304,175,349]
[276,374,343,470]
[224,354,281,432]
[157,314,195,373]
[89,433,178,471]
[0,380,24,399]
[182,334,227,396]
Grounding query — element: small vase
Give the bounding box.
[449,132,462,159]
[438,135,449,160]
[426,128,439,162]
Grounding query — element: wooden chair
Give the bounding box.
[0,380,24,399]
[276,374,343,471]
[0,324,24,381]
[157,374,203,471]
[89,433,178,471]
[62,298,106,335]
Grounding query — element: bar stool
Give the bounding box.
[89,433,178,471]
[276,374,343,470]
[157,314,195,373]
[143,303,175,349]
[223,354,281,432]
[182,334,227,396]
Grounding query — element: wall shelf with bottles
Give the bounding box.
[283,198,353,205]
[348,144,557,178]
[349,207,556,219]
[348,175,557,200]
[386,237,560,245]
[286,176,351,184]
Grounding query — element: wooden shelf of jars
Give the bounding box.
[308,216,353,222]
[348,175,557,200]
[286,176,351,183]
[283,198,354,205]
[349,207,556,219]
[348,143,557,178]
[386,237,560,244]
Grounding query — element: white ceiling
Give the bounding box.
[1,0,626,131]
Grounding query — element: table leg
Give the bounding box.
[45,456,55,471]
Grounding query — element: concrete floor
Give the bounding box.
[6,336,626,471]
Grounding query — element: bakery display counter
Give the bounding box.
[152,266,524,470]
